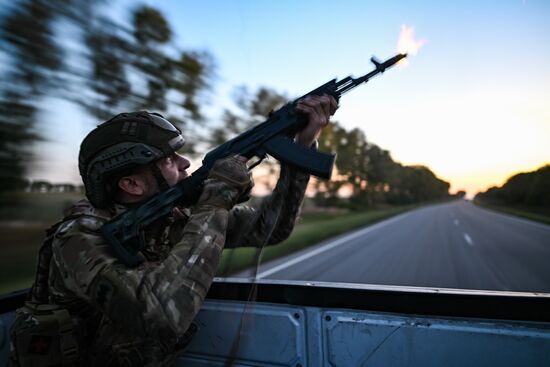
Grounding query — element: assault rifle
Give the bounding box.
[100,53,407,266]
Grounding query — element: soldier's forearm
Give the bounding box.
[148,206,228,331]
[224,162,310,248]
[88,206,229,342]
[264,163,310,245]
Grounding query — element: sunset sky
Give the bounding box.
[34,0,549,198]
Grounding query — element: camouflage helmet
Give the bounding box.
[79,111,185,208]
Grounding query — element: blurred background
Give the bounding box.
[1,0,549,295]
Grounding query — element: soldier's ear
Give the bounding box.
[118,174,148,196]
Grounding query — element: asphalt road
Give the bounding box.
[241,201,550,293]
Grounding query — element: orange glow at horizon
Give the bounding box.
[396,24,426,66]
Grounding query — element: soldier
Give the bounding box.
[10,95,337,366]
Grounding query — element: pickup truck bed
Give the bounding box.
[2,279,549,366]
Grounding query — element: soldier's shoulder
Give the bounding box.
[66,199,113,218]
[56,199,113,237]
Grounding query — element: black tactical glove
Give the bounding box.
[197,155,254,209]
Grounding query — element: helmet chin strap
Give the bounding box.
[149,162,170,192]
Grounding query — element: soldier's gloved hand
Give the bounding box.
[197,155,254,209]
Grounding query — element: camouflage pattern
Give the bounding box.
[31,163,309,366]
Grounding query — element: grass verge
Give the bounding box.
[216,205,416,276]
[0,202,417,294]
[0,222,47,294]
[0,192,83,222]
[474,201,550,225]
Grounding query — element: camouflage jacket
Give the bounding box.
[45,164,309,366]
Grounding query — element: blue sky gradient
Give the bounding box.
[34,0,550,196]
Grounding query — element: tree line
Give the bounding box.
[10,179,83,193]
[475,165,550,209]
[211,87,452,208]
[0,0,214,193]
[0,0,451,207]
[314,122,451,208]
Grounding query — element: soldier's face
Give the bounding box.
[156,153,191,187]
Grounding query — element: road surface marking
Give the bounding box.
[454,219,459,226]
[256,212,411,279]
[463,233,474,246]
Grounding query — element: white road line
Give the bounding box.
[256,212,411,279]
[453,219,459,226]
[463,233,474,246]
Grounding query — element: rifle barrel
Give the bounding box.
[336,53,407,97]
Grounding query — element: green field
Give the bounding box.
[0,192,84,222]
[0,192,84,294]
[0,192,414,294]
[474,200,550,225]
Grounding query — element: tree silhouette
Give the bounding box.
[0,0,63,192]
[476,165,550,208]
[0,1,215,192]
